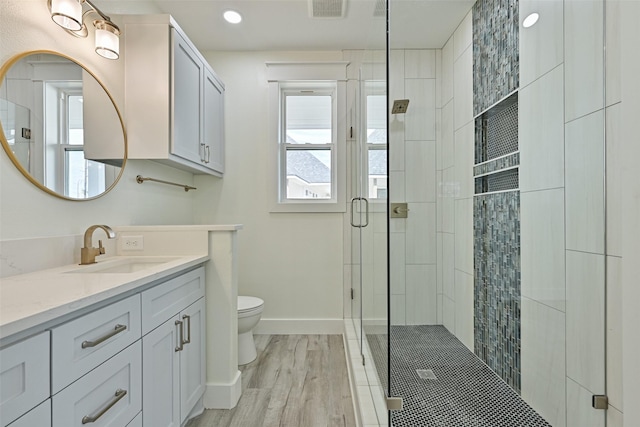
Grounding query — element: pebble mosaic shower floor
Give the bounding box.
[367,325,551,427]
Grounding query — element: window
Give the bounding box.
[281,83,336,201]
[364,82,387,200]
[267,61,348,213]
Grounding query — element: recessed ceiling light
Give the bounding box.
[223,10,242,24]
[523,13,539,28]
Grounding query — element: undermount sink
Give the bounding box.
[66,257,181,274]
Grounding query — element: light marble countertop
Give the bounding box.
[0,254,209,341]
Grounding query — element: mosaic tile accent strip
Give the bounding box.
[475,94,519,164]
[475,168,519,194]
[474,153,520,177]
[473,0,519,116]
[367,326,550,427]
[474,191,521,393]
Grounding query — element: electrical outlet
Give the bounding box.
[121,235,144,251]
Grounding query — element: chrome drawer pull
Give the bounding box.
[175,320,184,352]
[182,314,191,345]
[82,324,127,349]
[81,388,127,424]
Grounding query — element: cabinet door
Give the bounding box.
[142,316,180,427]
[203,69,225,174]
[7,399,50,427]
[0,331,49,427]
[179,298,206,423]
[172,30,203,165]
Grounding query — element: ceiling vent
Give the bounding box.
[309,0,346,18]
[373,0,386,17]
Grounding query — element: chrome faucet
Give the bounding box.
[80,225,116,265]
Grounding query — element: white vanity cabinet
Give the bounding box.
[124,15,225,176]
[141,268,206,427]
[0,332,50,427]
[6,400,51,427]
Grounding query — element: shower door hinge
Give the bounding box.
[386,396,403,411]
[350,126,353,138]
[362,354,365,366]
[350,288,354,300]
[592,395,608,410]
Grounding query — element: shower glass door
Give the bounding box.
[386,0,609,425]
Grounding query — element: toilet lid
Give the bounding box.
[238,296,264,313]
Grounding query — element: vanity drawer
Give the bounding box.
[6,399,51,427]
[52,341,142,427]
[51,294,142,393]
[0,331,50,427]
[141,267,204,335]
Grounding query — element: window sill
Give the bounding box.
[270,200,346,213]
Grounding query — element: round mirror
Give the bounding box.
[0,51,126,200]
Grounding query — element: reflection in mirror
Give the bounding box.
[0,52,126,200]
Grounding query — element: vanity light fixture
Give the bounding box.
[48,0,122,60]
[223,10,243,24]
[522,12,540,28]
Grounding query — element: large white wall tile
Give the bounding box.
[405,49,436,79]
[441,101,454,169]
[390,233,406,295]
[373,232,387,296]
[454,198,473,275]
[390,294,406,326]
[442,296,455,333]
[605,0,621,106]
[437,171,443,232]
[389,115,405,172]
[520,65,565,192]
[519,0,564,88]
[454,122,474,199]
[566,250,606,394]
[405,79,436,141]
[406,265,437,325]
[607,406,623,427]
[389,49,405,98]
[453,11,473,60]
[565,110,605,254]
[435,50,442,108]
[453,47,473,129]
[436,108,443,171]
[564,0,604,122]
[441,167,455,233]
[344,264,352,318]
[606,256,623,411]
[442,233,455,300]
[521,297,567,427]
[566,378,606,427]
[406,203,436,264]
[405,141,436,202]
[521,189,566,312]
[389,171,405,203]
[442,38,454,105]
[454,270,474,350]
[436,232,443,294]
[606,103,622,257]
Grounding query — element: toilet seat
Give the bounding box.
[238,296,264,314]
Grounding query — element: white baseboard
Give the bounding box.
[254,318,344,335]
[203,370,242,409]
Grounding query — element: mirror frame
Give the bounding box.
[0,50,128,201]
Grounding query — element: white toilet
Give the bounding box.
[237,296,264,365]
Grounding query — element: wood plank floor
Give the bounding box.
[186,334,356,427]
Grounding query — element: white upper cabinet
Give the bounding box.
[124,15,225,176]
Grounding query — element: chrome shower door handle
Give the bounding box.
[361,198,369,228]
[350,197,370,228]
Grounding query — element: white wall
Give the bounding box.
[194,51,345,330]
[438,11,475,350]
[0,1,196,243]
